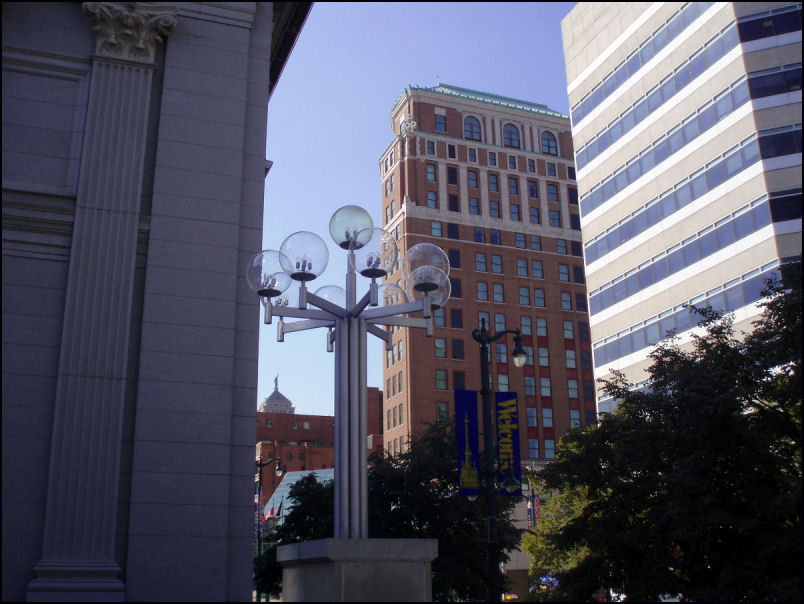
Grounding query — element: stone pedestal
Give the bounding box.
[277,538,438,602]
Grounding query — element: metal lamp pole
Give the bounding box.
[255,454,283,555]
[471,317,525,603]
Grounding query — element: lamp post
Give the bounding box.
[471,317,526,602]
[247,206,450,540]
[255,453,283,556]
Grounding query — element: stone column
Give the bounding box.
[26,3,176,601]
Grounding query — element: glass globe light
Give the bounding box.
[512,332,527,368]
[376,283,409,308]
[329,205,374,250]
[407,266,450,308]
[350,227,399,279]
[246,250,292,298]
[279,231,329,281]
[402,243,450,289]
[313,285,346,309]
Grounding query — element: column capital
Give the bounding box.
[83,2,177,63]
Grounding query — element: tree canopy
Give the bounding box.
[255,421,523,601]
[525,275,802,601]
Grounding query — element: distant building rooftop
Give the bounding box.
[263,469,334,519]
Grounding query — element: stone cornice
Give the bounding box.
[82,2,177,63]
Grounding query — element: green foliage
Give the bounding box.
[525,275,802,602]
[255,422,524,602]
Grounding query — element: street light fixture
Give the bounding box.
[255,453,283,555]
[471,317,526,602]
[247,209,449,539]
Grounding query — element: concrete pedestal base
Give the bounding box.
[277,538,438,602]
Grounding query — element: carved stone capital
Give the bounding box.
[83,2,177,63]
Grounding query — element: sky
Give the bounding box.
[259,2,577,415]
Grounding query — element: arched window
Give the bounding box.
[541,131,558,155]
[464,116,481,141]
[503,123,520,148]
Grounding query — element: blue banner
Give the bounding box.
[495,392,521,496]
[455,390,481,497]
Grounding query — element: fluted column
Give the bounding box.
[27,4,176,601]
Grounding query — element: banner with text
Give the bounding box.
[495,392,522,496]
[454,390,481,497]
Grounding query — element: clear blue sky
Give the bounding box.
[259,2,577,415]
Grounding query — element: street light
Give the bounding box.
[247,207,449,539]
[471,317,526,602]
[255,453,284,555]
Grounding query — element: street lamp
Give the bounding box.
[471,317,526,602]
[255,453,284,555]
[247,207,449,539]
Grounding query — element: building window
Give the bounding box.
[469,197,480,215]
[426,164,437,181]
[573,266,585,283]
[476,253,487,271]
[528,438,539,458]
[528,159,536,172]
[494,313,506,332]
[498,374,509,392]
[468,170,478,188]
[469,148,477,162]
[524,346,534,366]
[450,308,463,328]
[452,339,464,359]
[266,418,272,429]
[464,116,481,140]
[568,187,578,204]
[515,233,526,248]
[489,174,499,192]
[509,177,519,195]
[435,338,447,358]
[525,377,536,396]
[497,343,507,363]
[426,140,435,155]
[474,228,485,243]
[448,249,461,269]
[448,194,459,212]
[447,167,458,185]
[293,421,299,430]
[578,322,589,341]
[570,214,581,230]
[534,288,545,307]
[490,230,501,245]
[527,408,538,427]
[549,210,561,227]
[556,239,567,254]
[559,264,569,282]
[547,184,559,203]
[541,379,552,398]
[490,201,500,218]
[434,307,445,327]
[568,166,576,180]
[530,235,541,250]
[528,181,539,198]
[447,223,459,239]
[427,191,437,209]
[435,369,447,389]
[448,144,456,159]
[399,404,404,424]
[431,221,442,236]
[581,350,592,370]
[570,409,580,427]
[503,123,521,148]
[437,402,448,423]
[517,259,528,277]
[538,347,549,367]
[568,379,579,399]
[521,316,532,335]
[547,162,556,177]
[453,371,465,390]
[566,349,576,368]
[435,113,446,132]
[563,320,574,339]
[510,204,521,221]
[493,283,504,303]
[478,311,490,330]
[541,131,558,155]
[532,260,543,278]
[488,152,497,166]
[450,279,462,298]
[545,439,555,459]
[491,255,502,273]
[519,287,530,305]
[536,317,547,336]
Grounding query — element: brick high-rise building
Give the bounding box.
[378,83,594,472]
[561,2,801,410]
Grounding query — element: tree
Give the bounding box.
[255,421,524,601]
[525,275,802,601]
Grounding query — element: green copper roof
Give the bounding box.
[392,83,568,120]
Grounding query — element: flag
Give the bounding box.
[495,392,521,496]
[264,503,274,522]
[534,494,540,520]
[275,497,283,518]
[455,390,481,497]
